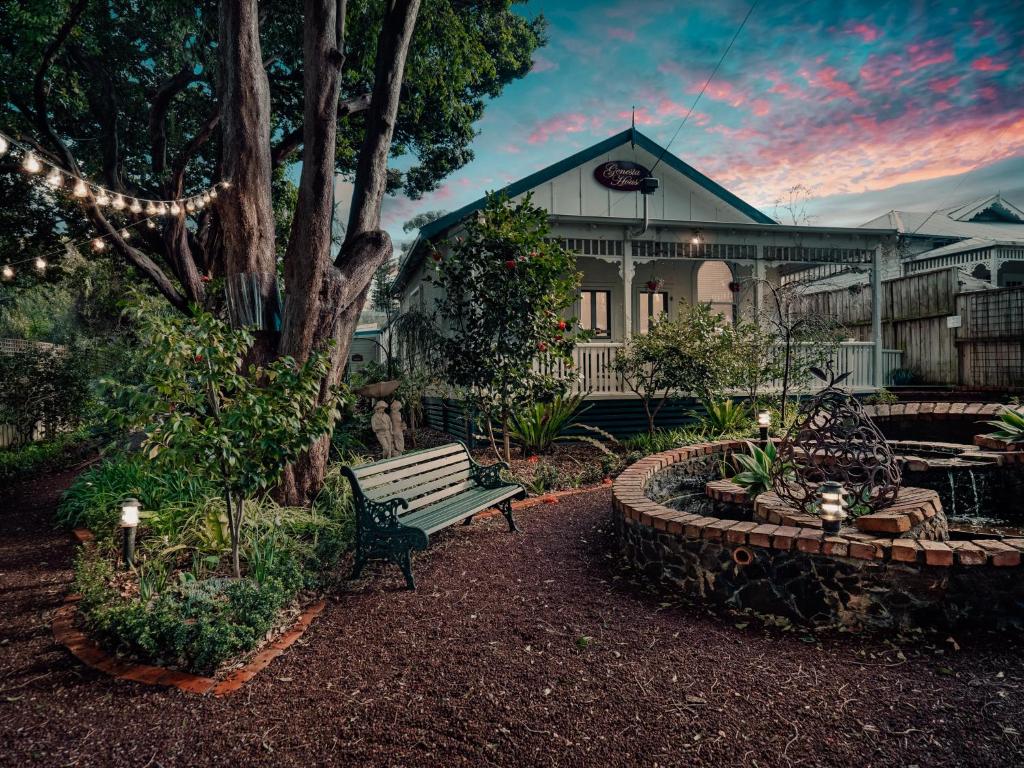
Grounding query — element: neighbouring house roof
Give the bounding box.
[394,127,776,291]
[860,193,1024,243]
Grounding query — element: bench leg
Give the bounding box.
[462,514,474,526]
[350,550,368,581]
[500,499,519,533]
[394,547,416,590]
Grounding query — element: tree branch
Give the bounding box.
[32,0,89,173]
[149,65,201,174]
[270,92,372,168]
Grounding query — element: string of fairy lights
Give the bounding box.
[0,129,230,279]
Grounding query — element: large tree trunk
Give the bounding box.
[278,0,421,504]
[217,0,278,340]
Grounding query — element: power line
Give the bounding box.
[649,0,759,174]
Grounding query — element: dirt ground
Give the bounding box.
[1,467,1023,767]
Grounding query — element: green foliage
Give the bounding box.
[731,441,789,496]
[524,462,562,495]
[621,426,710,456]
[0,343,95,442]
[0,425,91,483]
[506,393,617,456]
[435,193,586,460]
[718,320,786,402]
[983,409,1024,444]
[613,304,732,434]
[864,388,899,405]
[695,398,750,437]
[101,305,342,576]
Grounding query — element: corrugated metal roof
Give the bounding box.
[859,193,1024,242]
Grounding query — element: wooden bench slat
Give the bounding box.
[402,480,476,512]
[352,444,464,480]
[363,460,471,499]
[368,470,473,508]
[360,455,470,492]
[404,486,521,535]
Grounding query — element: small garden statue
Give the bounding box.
[371,400,394,458]
[390,400,405,455]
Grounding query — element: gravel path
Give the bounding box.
[1,469,1023,767]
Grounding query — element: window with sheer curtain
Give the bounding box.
[579,289,611,338]
[697,260,734,324]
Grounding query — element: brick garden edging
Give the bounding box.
[59,527,326,696]
[613,441,1024,628]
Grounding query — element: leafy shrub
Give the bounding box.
[694,398,750,436]
[0,425,91,483]
[864,388,899,405]
[621,426,707,456]
[983,408,1024,444]
[525,462,562,494]
[731,441,790,496]
[506,393,617,456]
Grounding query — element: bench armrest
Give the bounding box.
[469,457,510,489]
[361,496,409,530]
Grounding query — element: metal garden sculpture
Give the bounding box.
[772,365,901,516]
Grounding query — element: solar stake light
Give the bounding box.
[757,410,771,446]
[120,497,140,568]
[818,482,846,534]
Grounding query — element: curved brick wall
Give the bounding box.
[612,442,1024,629]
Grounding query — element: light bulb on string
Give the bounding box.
[129,199,142,214]
[145,201,157,216]
[209,189,217,200]
[146,220,157,229]
[169,201,181,215]
[120,228,130,239]
[221,180,231,189]
[0,135,8,156]
[92,238,106,252]
[185,201,195,213]
[96,190,110,206]
[34,257,46,271]
[2,265,13,280]
[72,179,88,198]
[45,168,63,187]
[23,152,41,173]
[112,194,125,210]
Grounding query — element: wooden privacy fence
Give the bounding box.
[798,268,1024,388]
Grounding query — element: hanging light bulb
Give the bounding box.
[158,203,169,216]
[0,135,8,156]
[185,201,195,213]
[221,180,231,189]
[112,194,126,210]
[72,179,88,198]
[146,220,157,229]
[92,238,106,251]
[209,189,217,200]
[129,199,142,214]
[196,197,205,209]
[120,228,130,239]
[96,190,111,206]
[169,201,181,215]
[45,168,63,187]
[145,201,157,216]
[34,257,46,271]
[23,152,42,173]
[2,265,13,280]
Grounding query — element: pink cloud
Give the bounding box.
[799,66,866,105]
[847,22,879,43]
[499,143,523,154]
[751,99,771,117]
[531,55,557,74]
[906,43,954,71]
[695,80,748,108]
[526,112,600,144]
[928,75,961,93]
[972,56,1009,72]
[607,27,636,42]
[621,106,661,126]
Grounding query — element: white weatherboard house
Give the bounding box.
[393,128,903,432]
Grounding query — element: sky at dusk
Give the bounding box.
[377,0,1024,241]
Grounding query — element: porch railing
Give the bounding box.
[535,341,904,396]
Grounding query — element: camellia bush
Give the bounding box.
[105,305,343,578]
[434,193,587,461]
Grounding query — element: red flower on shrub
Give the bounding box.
[201,275,211,283]
[505,259,517,270]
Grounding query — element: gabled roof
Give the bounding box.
[860,193,1024,241]
[395,127,775,289]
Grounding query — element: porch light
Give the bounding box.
[691,231,702,245]
[818,482,846,534]
[757,410,771,446]
[120,498,140,568]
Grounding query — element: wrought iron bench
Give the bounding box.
[342,442,524,589]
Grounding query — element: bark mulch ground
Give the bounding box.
[1,467,1023,767]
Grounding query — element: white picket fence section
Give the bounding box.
[534,341,904,396]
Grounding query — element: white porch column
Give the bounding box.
[990,246,1000,287]
[753,248,765,319]
[871,244,884,388]
[622,237,633,340]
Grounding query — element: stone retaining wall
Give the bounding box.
[612,442,1024,629]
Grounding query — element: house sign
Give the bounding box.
[593,161,651,192]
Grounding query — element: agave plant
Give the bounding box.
[982,408,1024,444]
[506,393,618,456]
[731,441,791,496]
[692,398,750,436]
